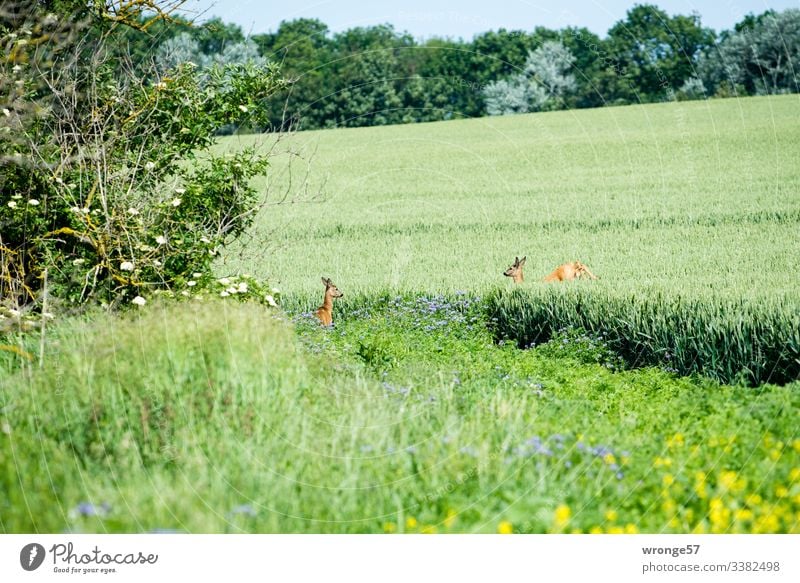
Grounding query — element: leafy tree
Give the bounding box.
[605,4,714,101]
[699,9,800,96]
[483,41,576,115]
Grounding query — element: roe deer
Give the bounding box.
[503,256,526,283]
[316,277,343,326]
[543,261,598,282]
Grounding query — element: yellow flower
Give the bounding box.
[620,455,631,465]
[719,471,746,493]
[607,526,624,534]
[604,510,618,522]
[667,433,685,448]
[444,509,458,528]
[792,439,800,453]
[668,517,680,528]
[554,504,572,527]
[691,522,707,534]
[654,456,672,468]
[662,474,675,486]
[662,498,677,513]
[754,513,779,533]
[383,522,397,533]
[497,520,513,535]
[769,448,781,461]
[745,493,762,507]
[734,509,754,522]
[625,523,639,534]
[694,479,708,499]
[405,517,418,529]
[776,486,789,498]
[790,468,800,482]
[589,526,603,534]
[603,453,616,465]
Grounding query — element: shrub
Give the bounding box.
[0,1,286,312]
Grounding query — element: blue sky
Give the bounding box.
[181,0,799,39]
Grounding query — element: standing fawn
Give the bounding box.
[544,261,598,282]
[316,277,343,326]
[503,256,526,283]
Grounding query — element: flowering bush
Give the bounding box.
[0,2,286,311]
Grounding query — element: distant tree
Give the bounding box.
[605,4,714,101]
[698,9,800,96]
[483,41,575,115]
[252,19,335,129]
[156,32,205,71]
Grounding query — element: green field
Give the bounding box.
[223,94,800,299]
[2,95,799,534]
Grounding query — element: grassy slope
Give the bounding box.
[219,95,800,300]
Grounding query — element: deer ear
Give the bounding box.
[519,256,526,265]
[321,277,329,286]
[514,256,519,265]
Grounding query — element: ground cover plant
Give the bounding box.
[1,296,798,533]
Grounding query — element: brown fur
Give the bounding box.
[503,256,526,284]
[315,277,343,326]
[543,261,598,282]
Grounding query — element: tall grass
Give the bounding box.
[487,286,800,386]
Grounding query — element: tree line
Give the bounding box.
[82,4,800,130]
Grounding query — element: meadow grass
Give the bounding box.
[2,299,798,534]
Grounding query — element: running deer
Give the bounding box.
[543,261,598,282]
[503,256,526,283]
[315,277,343,326]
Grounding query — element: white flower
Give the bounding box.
[7,201,17,209]
[72,258,85,266]
[271,287,280,294]
[220,291,230,298]
[226,286,238,295]
[155,82,167,90]
[200,236,211,244]
[237,282,248,293]
[153,259,162,267]
[187,281,197,287]
[144,161,156,170]
[181,290,190,297]
[155,235,167,245]
[218,277,231,285]
[27,199,39,206]
[120,261,134,272]
[9,309,20,317]
[171,198,182,207]
[192,272,203,278]
[175,187,186,194]
[2,108,9,117]
[131,296,146,306]
[265,295,277,307]
[82,207,89,213]
[238,105,248,113]
[127,207,139,215]
[70,206,81,213]
[1,422,10,435]
[43,312,54,319]
[12,64,22,72]
[11,194,21,200]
